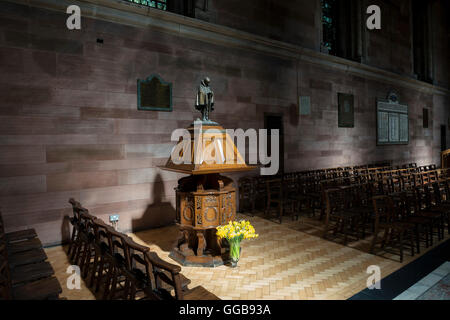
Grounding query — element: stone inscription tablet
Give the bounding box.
[377,96,408,145]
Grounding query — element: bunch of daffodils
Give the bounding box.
[216,220,258,242]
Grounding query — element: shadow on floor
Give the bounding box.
[243,209,450,265]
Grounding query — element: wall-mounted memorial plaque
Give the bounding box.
[299,96,311,115]
[137,74,173,111]
[377,92,409,145]
[423,108,429,128]
[338,93,354,128]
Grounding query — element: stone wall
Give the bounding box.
[196,0,320,50]
[0,0,448,245]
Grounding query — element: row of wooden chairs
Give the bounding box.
[323,177,450,262]
[0,212,61,300]
[67,199,219,300]
[239,167,390,222]
[238,163,439,223]
[239,163,448,262]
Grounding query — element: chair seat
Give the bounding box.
[11,261,55,286]
[7,237,42,255]
[8,248,48,269]
[429,204,450,212]
[380,221,415,231]
[12,276,62,300]
[390,192,404,200]
[295,194,311,201]
[5,229,37,243]
[406,216,431,225]
[284,196,298,204]
[306,193,321,199]
[415,211,442,219]
[331,210,361,219]
[348,206,372,215]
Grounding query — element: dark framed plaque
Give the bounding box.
[137,74,173,111]
[338,93,354,128]
[423,108,429,128]
[376,92,409,145]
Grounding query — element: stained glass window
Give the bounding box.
[321,0,337,55]
[124,0,167,11]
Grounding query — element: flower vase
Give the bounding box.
[228,239,241,268]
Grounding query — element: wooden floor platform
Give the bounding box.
[45,213,449,300]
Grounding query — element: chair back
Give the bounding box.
[78,209,97,240]
[0,216,11,300]
[372,195,396,224]
[107,228,130,270]
[324,188,345,217]
[145,251,184,300]
[266,178,282,200]
[92,218,113,254]
[121,237,152,300]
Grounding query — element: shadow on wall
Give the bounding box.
[61,214,72,245]
[131,172,176,234]
[288,103,299,127]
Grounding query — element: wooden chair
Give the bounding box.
[90,219,114,293]
[0,236,12,300]
[323,187,363,245]
[102,228,130,300]
[1,213,61,300]
[72,210,97,277]
[347,183,374,238]
[412,182,446,244]
[282,176,300,221]
[400,189,432,253]
[121,237,152,300]
[371,195,415,262]
[441,179,450,235]
[424,182,448,240]
[123,237,192,300]
[3,213,47,270]
[265,178,283,223]
[253,176,268,212]
[400,172,414,193]
[305,175,322,216]
[0,212,41,257]
[68,198,88,261]
[0,211,37,244]
[238,177,255,214]
[293,176,315,217]
[145,251,219,300]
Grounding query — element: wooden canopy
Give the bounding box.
[161,123,255,175]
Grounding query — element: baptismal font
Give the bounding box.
[161,77,254,267]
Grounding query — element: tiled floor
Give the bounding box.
[45,212,449,300]
[394,262,450,300]
[417,274,450,300]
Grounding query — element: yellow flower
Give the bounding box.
[216,220,258,241]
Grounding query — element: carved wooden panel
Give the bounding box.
[179,193,194,226]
